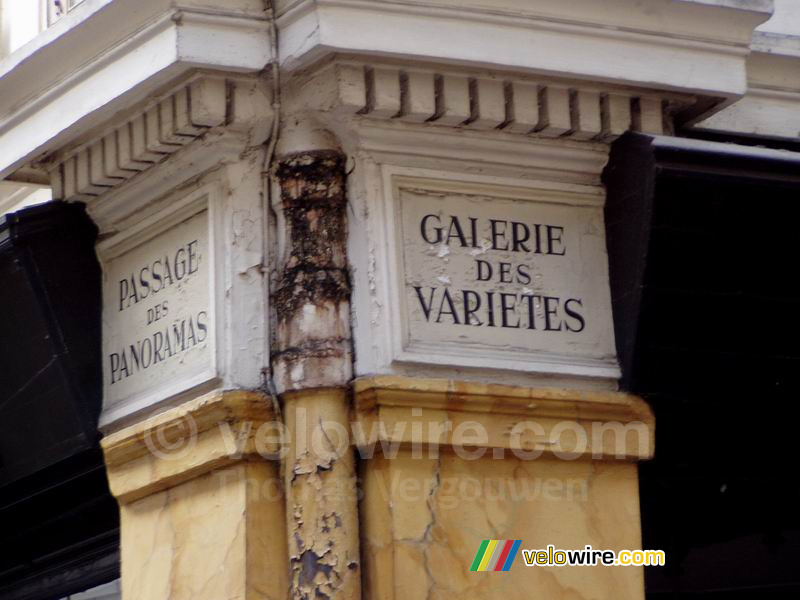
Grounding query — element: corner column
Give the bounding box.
[272,141,361,599]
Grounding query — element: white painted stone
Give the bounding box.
[400,71,437,123]
[639,97,665,135]
[292,60,680,144]
[84,129,269,429]
[276,0,770,112]
[437,75,471,126]
[504,82,539,134]
[0,0,782,405]
[572,90,602,140]
[605,94,633,138]
[99,201,216,427]
[537,86,572,137]
[116,124,152,172]
[693,9,800,139]
[0,182,51,215]
[467,79,506,130]
[0,1,271,179]
[389,174,618,378]
[89,141,122,187]
[369,67,402,118]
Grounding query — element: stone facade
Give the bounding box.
[1,0,795,598]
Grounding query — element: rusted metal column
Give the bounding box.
[272,147,360,600]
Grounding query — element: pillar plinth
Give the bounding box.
[101,391,288,600]
[355,376,654,600]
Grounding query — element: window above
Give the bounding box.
[0,0,86,59]
[47,0,86,27]
[0,0,46,58]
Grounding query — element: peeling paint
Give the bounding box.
[272,149,360,599]
[272,149,353,392]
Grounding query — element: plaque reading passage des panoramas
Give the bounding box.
[393,177,618,378]
[101,207,215,424]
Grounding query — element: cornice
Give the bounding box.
[0,0,773,182]
[276,0,770,121]
[287,60,691,182]
[47,74,272,233]
[0,2,271,180]
[692,39,800,139]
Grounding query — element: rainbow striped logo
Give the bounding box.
[470,540,522,572]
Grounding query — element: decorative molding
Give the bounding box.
[0,0,774,180]
[294,61,688,144]
[48,73,272,232]
[345,121,611,186]
[49,77,227,203]
[276,0,769,121]
[353,376,654,461]
[101,389,278,504]
[693,35,800,139]
[0,2,271,180]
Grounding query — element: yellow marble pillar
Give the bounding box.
[282,388,361,599]
[101,390,289,600]
[354,376,654,600]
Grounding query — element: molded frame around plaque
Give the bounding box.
[97,184,222,428]
[379,165,621,380]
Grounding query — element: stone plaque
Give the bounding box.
[102,208,215,419]
[394,178,618,377]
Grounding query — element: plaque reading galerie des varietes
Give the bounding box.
[392,177,618,379]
